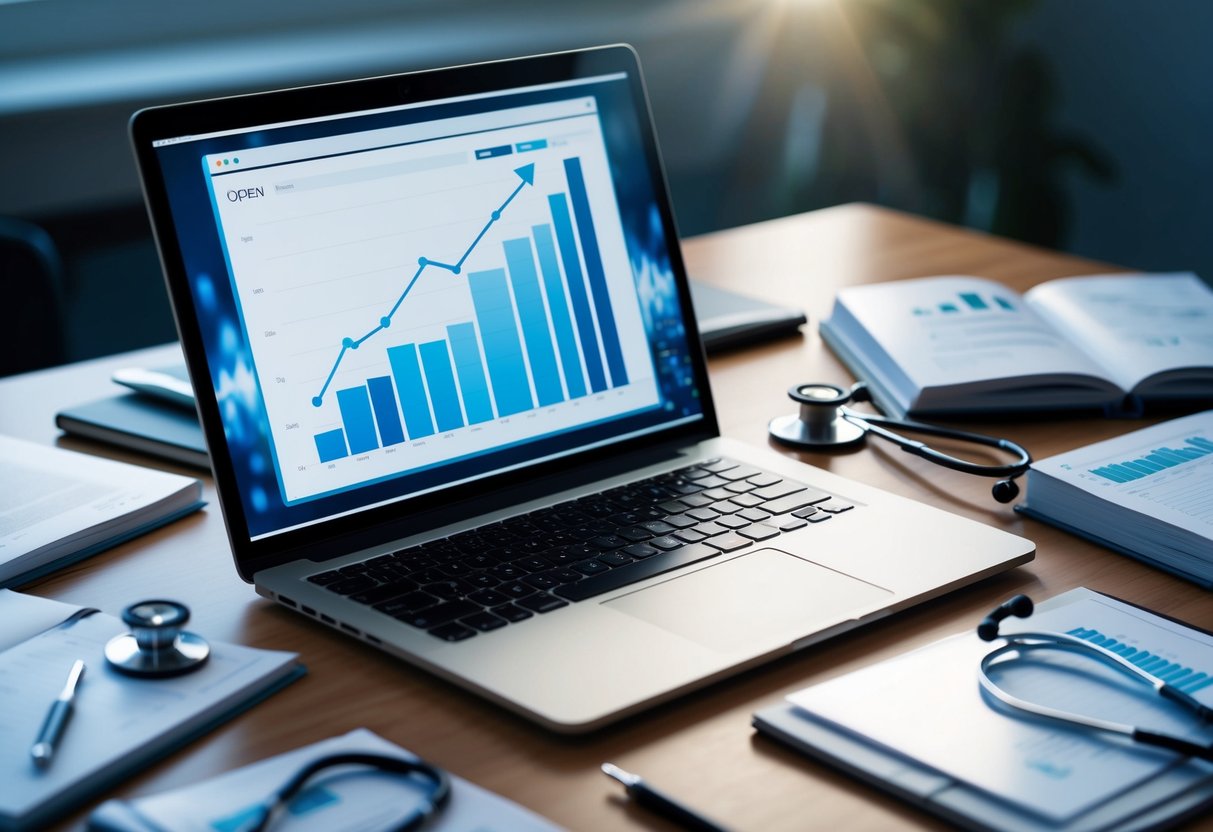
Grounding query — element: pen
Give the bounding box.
[602,762,730,832]
[31,659,85,769]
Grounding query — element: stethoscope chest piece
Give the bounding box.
[769,383,867,449]
[105,600,210,678]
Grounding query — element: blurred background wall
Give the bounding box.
[1,0,1210,370]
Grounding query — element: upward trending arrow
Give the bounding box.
[514,163,535,186]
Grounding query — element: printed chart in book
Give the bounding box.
[1021,409,1213,586]
[207,97,657,505]
[819,272,1213,417]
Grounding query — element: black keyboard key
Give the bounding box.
[623,543,660,559]
[738,523,780,541]
[597,552,633,568]
[555,543,721,602]
[513,556,555,572]
[327,575,377,596]
[762,493,825,514]
[659,499,690,513]
[661,514,698,529]
[428,622,477,642]
[466,572,500,590]
[693,521,730,537]
[468,588,511,607]
[617,526,653,542]
[374,591,441,617]
[729,493,765,508]
[490,564,527,581]
[678,493,715,508]
[500,581,537,599]
[573,559,610,576]
[424,579,474,600]
[792,506,819,519]
[704,533,754,552]
[493,603,534,623]
[437,561,475,577]
[640,520,678,535]
[522,573,561,591]
[816,498,855,513]
[589,535,627,551]
[673,528,707,543]
[307,570,343,586]
[648,535,684,550]
[400,600,480,629]
[806,512,833,523]
[545,568,583,584]
[686,507,720,522]
[696,476,729,489]
[461,611,508,632]
[349,580,419,605]
[517,593,569,613]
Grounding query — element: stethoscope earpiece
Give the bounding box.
[769,381,1032,504]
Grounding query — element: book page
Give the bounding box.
[0,435,200,583]
[787,588,1213,824]
[1025,273,1213,393]
[832,276,1113,398]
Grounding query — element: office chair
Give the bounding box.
[0,216,67,376]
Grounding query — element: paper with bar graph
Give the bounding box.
[205,97,659,504]
[1021,410,1213,585]
[780,587,1213,824]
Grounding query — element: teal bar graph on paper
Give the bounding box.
[1066,626,1213,694]
[468,267,535,417]
[447,322,495,425]
[366,375,404,447]
[419,340,465,432]
[387,343,435,440]
[532,223,586,399]
[314,428,348,463]
[503,236,564,407]
[336,385,379,454]
[1089,436,1213,482]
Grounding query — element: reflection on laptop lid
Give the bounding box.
[132,46,1033,733]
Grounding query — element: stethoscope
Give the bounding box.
[104,600,211,678]
[977,595,1213,761]
[768,382,1032,503]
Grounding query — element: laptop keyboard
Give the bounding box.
[305,458,855,642]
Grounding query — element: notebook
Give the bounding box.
[129,44,1034,732]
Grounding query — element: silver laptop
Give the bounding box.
[130,45,1034,732]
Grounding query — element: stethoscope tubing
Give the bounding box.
[841,407,1031,478]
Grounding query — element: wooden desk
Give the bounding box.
[5,204,1210,831]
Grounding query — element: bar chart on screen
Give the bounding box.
[208,100,659,503]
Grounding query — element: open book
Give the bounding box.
[819,272,1213,418]
[0,590,303,831]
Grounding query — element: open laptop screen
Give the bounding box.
[138,53,709,544]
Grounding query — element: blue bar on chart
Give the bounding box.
[474,145,512,160]
[563,156,628,388]
[314,428,348,463]
[960,292,989,311]
[419,340,465,432]
[1067,627,1213,693]
[995,297,1015,311]
[366,375,404,447]
[447,323,495,425]
[515,139,548,153]
[468,268,535,417]
[548,192,607,393]
[387,343,435,440]
[503,236,564,407]
[1088,436,1213,482]
[532,223,587,399]
[336,385,379,454]
[940,303,959,313]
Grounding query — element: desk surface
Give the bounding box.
[5,203,1211,831]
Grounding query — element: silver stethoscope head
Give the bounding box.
[768,382,868,448]
[104,600,210,678]
[976,595,1213,760]
[768,381,1031,503]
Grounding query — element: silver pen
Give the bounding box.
[31,659,86,769]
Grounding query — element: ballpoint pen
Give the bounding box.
[602,762,730,832]
[31,659,86,769]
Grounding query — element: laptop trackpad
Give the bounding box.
[604,548,892,653]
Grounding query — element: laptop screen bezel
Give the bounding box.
[130,45,719,581]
